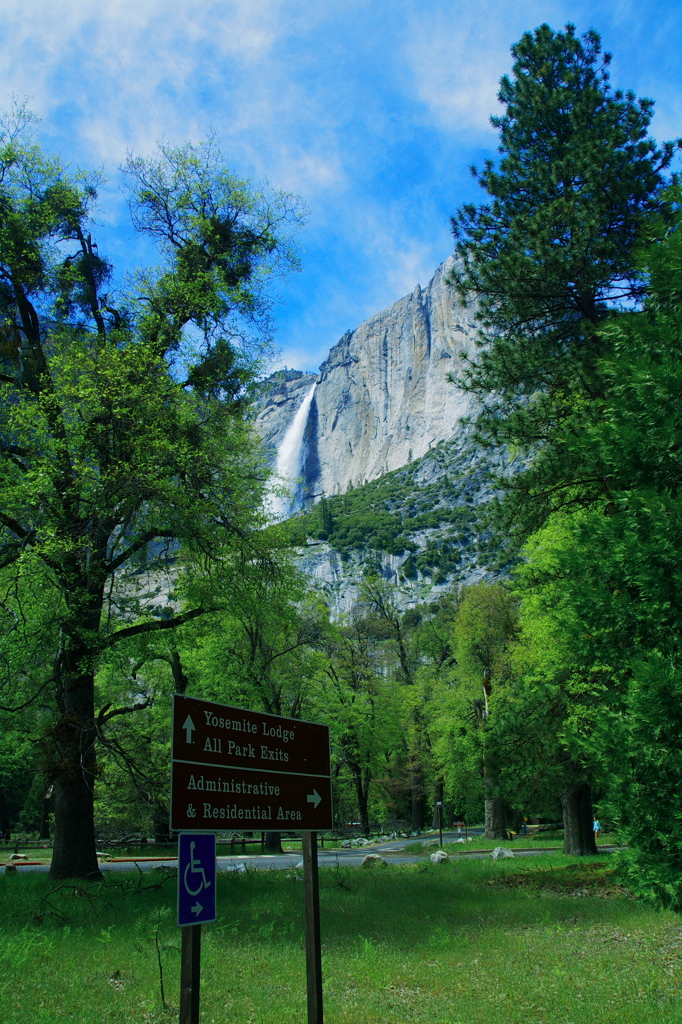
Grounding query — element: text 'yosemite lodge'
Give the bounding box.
[202,709,295,744]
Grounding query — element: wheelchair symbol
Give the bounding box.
[183,841,212,896]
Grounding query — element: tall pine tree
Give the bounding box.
[450,23,680,540]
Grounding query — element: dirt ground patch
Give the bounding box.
[487,861,632,899]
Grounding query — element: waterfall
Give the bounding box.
[268,383,317,521]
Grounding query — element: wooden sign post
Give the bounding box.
[180,924,201,1024]
[302,832,323,1024]
[171,696,332,1024]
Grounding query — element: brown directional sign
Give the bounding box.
[170,695,332,832]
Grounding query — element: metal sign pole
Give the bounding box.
[180,923,201,1024]
[302,831,323,1024]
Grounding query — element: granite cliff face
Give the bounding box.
[253,255,478,507]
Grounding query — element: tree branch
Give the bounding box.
[0,675,53,712]
[0,542,24,570]
[0,511,33,542]
[96,698,153,726]
[101,606,212,649]
[1,445,30,472]
[105,530,179,575]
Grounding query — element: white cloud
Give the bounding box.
[1,0,680,375]
[401,3,517,136]
[17,0,347,209]
[0,0,303,164]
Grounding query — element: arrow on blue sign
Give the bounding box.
[178,833,216,927]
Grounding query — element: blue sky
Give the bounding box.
[2,0,680,372]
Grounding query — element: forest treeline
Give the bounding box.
[2,23,682,910]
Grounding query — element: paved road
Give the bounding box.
[0,830,474,875]
[1,831,617,875]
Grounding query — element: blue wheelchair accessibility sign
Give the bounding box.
[178,833,217,927]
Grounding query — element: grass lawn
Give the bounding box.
[1,855,681,1024]
[404,832,619,854]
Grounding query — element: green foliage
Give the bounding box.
[442,22,682,874]
[123,135,305,351]
[180,547,329,720]
[452,583,518,684]
[317,617,403,831]
[444,584,519,821]
[450,23,680,544]
[0,713,41,831]
[284,440,483,584]
[605,655,682,910]
[93,654,176,840]
[496,207,682,903]
[485,516,609,818]
[0,108,304,874]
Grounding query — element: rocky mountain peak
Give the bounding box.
[253,254,479,509]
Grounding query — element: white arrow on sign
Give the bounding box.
[307,789,322,809]
[191,901,203,916]
[183,715,195,744]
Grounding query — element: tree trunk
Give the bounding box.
[51,767,101,878]
[353,768,371,837]
[409,720,424,833]
[153,811,172,844]
[410,762,424,833]
[263,831,283,853]
[39,796,51,841]
[0,788,10,837]
[170,650,189,693]
[483,755,508,839]
[484,797,508,839]
[49,632,102,879]
[432,779,444,829]
[562,783,597,856]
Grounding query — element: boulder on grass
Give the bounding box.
[361,854,387,868]
[491,846,514,860]
[430,850,448,864]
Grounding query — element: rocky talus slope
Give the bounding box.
[285,436,502,617]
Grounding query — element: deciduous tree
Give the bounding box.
[451,584,518,838]
[0,109,304,877]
